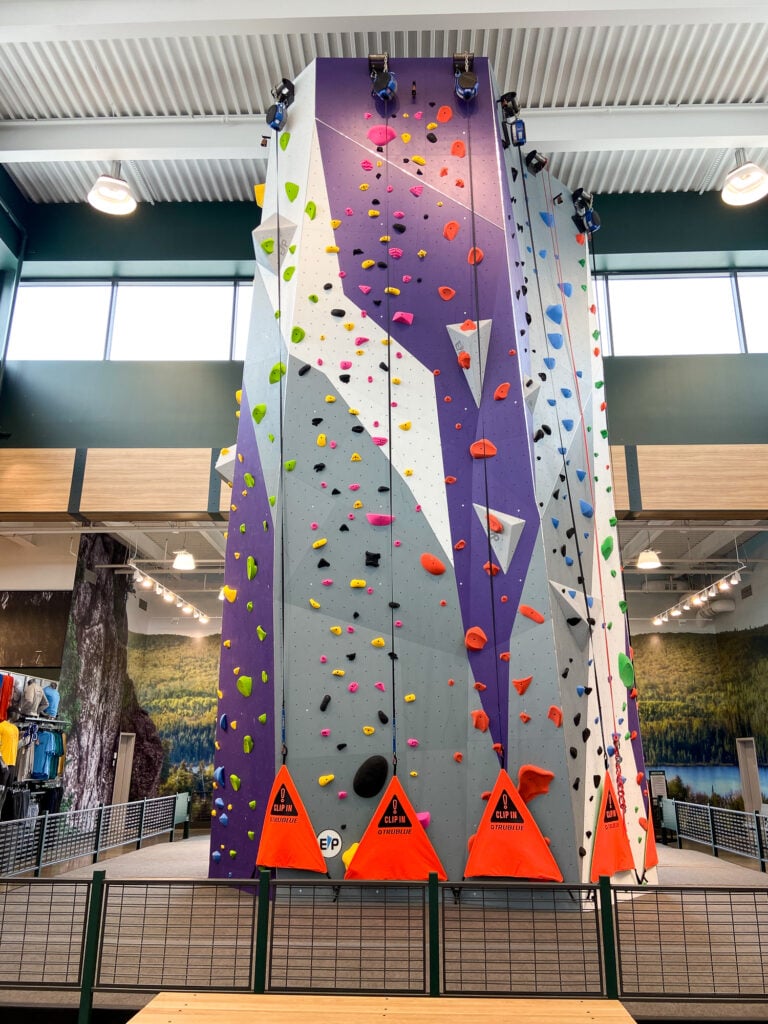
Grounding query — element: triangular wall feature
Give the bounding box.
[472,504,526,574]
[446,319,493,406]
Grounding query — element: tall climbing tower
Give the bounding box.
[209,57,657,885]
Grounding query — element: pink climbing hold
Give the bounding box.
[393,311,414,325]
[361,159,374,170]
[367,513,395,526]
[372,436,388,446]
[340,360,352,369]
[409,185,423,197]
[374,681,386,691]
[338,791,348,799]
[367,125,397,146]
[389,247,404,259]
[348,682,359,693]
[349,483,360,491]
[321,579,333,586]
[394,210,405,218]
[321,728,331,737]
[402,275,412,282]
[355,336,369,344]
[407,738,419,747]
[416,812,431,829]
[320,655,327,663]
[359,285,372,294]
[345,207,354,216]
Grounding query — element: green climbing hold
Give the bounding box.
[279,132,291,151]
[261,670,268,683]
[246,555,258,580]
[600,536,614,560]
[257,625,267,641]
[229,849,237,859]
[305,200,316,220]
[247,830,255,840]
[240,523,246,534]
[268,433,275,443]
[283,266,296,282]
[309,294,319,303]
[269,362,286,384]
[609,516,617,527]
[578,258,586,267]
[268,495,276,506]
[291,326,305,344]
[593,329,600,340]
[243,735,254,754]
[248,799,257,810]
[289,244,296,254]
[284,459,296,472]
[244,472,255,488]
[610,569,617,577]
[246,601,253,612]
[600,429,608,439]
[263,520,269,531]
[260,238,275,255]
[607,621,613,629]
[285,182,299,202]
[274,310,281,319]
[619,600,628,613]
[581,284,588,291]
[252,403,267,424]
[258,713,267,724]
[618,652,635,688]
[230,774,241,791]
[236,675,253,698]
[595,380,604,389]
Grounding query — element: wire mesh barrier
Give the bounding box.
[441,882,605,996]
[0,794,181,877]
[96,880,258,991]
[0,878,91,988]
[268,880,428,993]
[671,800,768,869]
[613,885,768,999]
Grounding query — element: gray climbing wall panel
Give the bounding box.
[209,57,656,884]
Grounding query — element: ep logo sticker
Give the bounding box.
[317,828,343,858]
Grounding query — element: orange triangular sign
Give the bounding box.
[589,771,635,882]
[344,776,447,880]
[464,769,563,881]
[256,765,327,873]
[643,806,659,871]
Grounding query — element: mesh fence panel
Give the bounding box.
[614,885,768,999]
[269,881,427,993]
[0,879,90,987]
[675,803,713,846]
[710,807,761,859]
[441,883,604,996]
[96,880,257,991]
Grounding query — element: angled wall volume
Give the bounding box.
[210,58,655,883]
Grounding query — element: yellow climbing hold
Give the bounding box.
[312,538,328,548]
[371,637,386,647]
[318,774,335,787]
[348,407,360,415]
[363,726,375,736]
[404,693,416,703]
[235,389,242,404]
[350,579,366,589]
[401,132,411,143]
[427,122,437,131]
[326,245,340,253]
[412,155,426,165]
[368,210,380,218]
[342,843,359,869]
[309,598,321,609]
[332,668,346,677]
[351,452,362,462]
[359,183,370,191]
[399,421,412,430]
[392,377,401,385]
[379,235,391,242]
[254,183,266,207]
[344,323,355,331]
[352,500,363,509]
[223,639,231,648]
[404,468,413,476]
[317,433,327,447]
[330,219,341,228]
[362,259,375,269]
[222,586,238,603]
[330,625,342,635]
[325,395,337,403]
[384,286,400,295]
[410,771,419,778]
[417,249,427,259]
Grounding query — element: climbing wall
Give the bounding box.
[210,57,656,884]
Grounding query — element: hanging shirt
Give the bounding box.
[0,674,14,721]
[0,721,19,765]
[42,685,60,718]
[32,731,58,779]
[19,681,49,717]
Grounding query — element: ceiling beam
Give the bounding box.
[3,105,767,165]
[1,1,765,42]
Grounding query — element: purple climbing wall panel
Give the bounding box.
[209,57,655,884]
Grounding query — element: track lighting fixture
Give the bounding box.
[650,565,746,625]
[129,565,214,624]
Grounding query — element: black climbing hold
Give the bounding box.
[378,486,390,493]
[569,747,578,758]
[392,223,406,234]
[331,488,341,495]
[337,743,347,751]
[566,616,582,626]
[525,312,532,325]
[378,710,389,724]
[552,489,560,500]
[533,429,544,442]
[574,713,581,726]
[372,299,382,307]
[593,775,601,788]
[339,524,349,532]
[561,668,569,678]
[426,132,437,143]
[298,364,311,376]
[538,372,547,381]
[573,778,580,791]
[376,261,388,269]
[582,728,591,742]
[352,425,364,433]
[365,551,381,567]
[353,612,360,619]
[566,527,576,539]
[388,601,400,609]
[339,374,351,383]
[320,694,331,712]
[379,362,389,371]
[317,558,330,568]
[312,417,323,426]
[585,830,592,838]
[388,652,398,660]
[541,424,552,435]
[579,847,586,857]
[346,653,356,661]
[353,248,364,255]
[313,463,325,472]
[353,754,389,798]
[323,283,333,290]
[331,308,345,318]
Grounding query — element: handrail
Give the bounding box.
[660,796,768,872]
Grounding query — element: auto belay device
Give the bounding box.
[266,77,295,132]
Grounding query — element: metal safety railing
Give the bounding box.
[0,793,190,878]
[3,869,768,1024]
[661,798,768,871]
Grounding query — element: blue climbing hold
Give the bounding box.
[562,419,574,431]
[558,282,574,297]
[219,713,228,732]
[547,398,557,407]
[576,370,583,378]
[607,745,615,757]
[547,332,564,349]
[543,357,556,369]
[576,686,585,697]
[568,589,577,598]
[212,851,221,863]
[558,447,567,455]
[551,517,560,528]
[540,211,555,227]
[220,813,228,827]
[213,766,226,787]
[587,596,594,608]
[565,556,574,566]
[214,797,225,809]
[539,249,547,258]
[546,304,563,325]
[561,388,572,398]
[579,499,594,518]
[576,469,586,481]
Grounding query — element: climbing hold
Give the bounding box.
[469,439,497,459]
[547,705,563,728]
[348,682,359,693]
[252,404,267,424]
[362,725,376,736]
[318,774,335,787]
[517,765,555,803]
[519,605,545,623]
[399,421,412,431]
[545,304,563,325]
[512,676,533,696]
[236,676,253,698]
[243,472,255,488]
[269,362,286,384]
[494,382,510,400]
[291,326,305,344]
[453,752,464,764]
[443,221,460,240]
[222,586,238,603]
[305,200,317,220]
[230,774,241,792]
[618,652,635,688]
[467,247,484,265]
[579,499,594,518]
[285,182,299,202]
[457,351,471,369]
[312,538,327,549]
[393,311,414,325]
[420,553,447,575]
[371,637,386,647]
[243,736,253,754]
[601,536,614,560]
[350,579,367,589]
[246,556,258,580]
[471,709,490,732]
[353,755,389,798]
[256,625,267,641]
[258,713,267,724]
[465,626,488,650]
[474,681,487,691]
[367,513,395,526]
[367,125,397,146]
[451,139,466,157]
[439,286,456,301]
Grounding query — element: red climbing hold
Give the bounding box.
[519,712,531,723]
[499,651,511,662]
[512,676,532,696]
[473,681,487,691]
[547,705,563,728]
[445,475,457,484]
[519,605,545,624]
[517,764,555,804]
[443,221,460,241]
[460,318,476,332]
[451,140,466,158]
[470,439,497,459]
[494,382,510,401]
[457,351,471,369]
[467,247,484,265]
[436,106,453,123]
[454,539,466,550]
[483,561,500,576]
[487,513,503,533]
[471,709,490,732]
[420,552,447,575]
[453,752,463,763]
[438,286,456,301]
[465,626,488,651]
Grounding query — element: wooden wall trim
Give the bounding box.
[0,449,76,515]
[79,448,217,516]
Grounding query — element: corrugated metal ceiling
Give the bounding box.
[1,12,767,202]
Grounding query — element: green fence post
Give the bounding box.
[137,797,148,850]
[78,870,106,1024]
[34,811,49,878]
[427,872,440,996]
[598,876,619,999]
[755,811,766,873]
[253,868,271,994]
[92,805,104,865]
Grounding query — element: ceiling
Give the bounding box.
[1,1,767,203]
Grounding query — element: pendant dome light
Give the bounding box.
[87,161,137,216]
[721,149,768,207]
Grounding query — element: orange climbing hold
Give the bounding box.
[483,561,500,576]
[420,552,447,575]
[438,286,456,301]
[451,139,466,157]
[473,681,487,691]
[499,651,511,662]
[457,351,471,369]
[460,318,476,332]
[445,475,457,484]
[471,709,490,732]
[494,382,511,401]
[454,539,466,550]
[519,605,545,624]
[517,764,555,804]
[467,247,484,265]
[436,105,453,123]
[487,513,503,533]
[547,705,563,728]
[470,439,497,459]
[519,712,531,723]
[512,676,532,696]
[453,752,464,763]
[443,220,460,241]
[465,626,488,651]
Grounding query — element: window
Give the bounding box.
[737,273,768,353]
[232,280,254,360]
[607,275,742,356]
[6,282,112,359]
[109,283,235,360]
